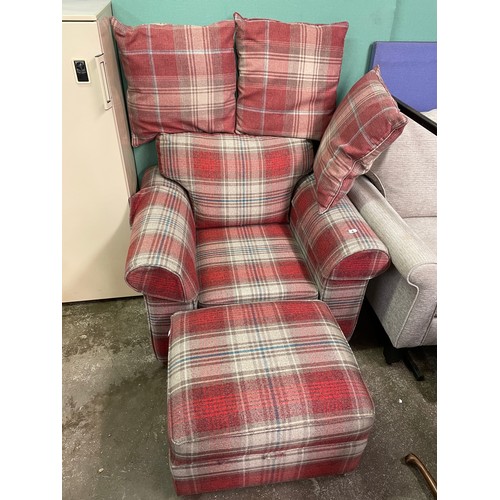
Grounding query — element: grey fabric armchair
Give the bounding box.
[348,108,437,379]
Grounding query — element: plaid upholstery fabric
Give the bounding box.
[144,295,196,363]
[111,18,236,146]
[170,442,365,496]
[139,164,174,191]
[234,13,348,140]
[290,175,390,281]
[313,66,408,213]
[157,133,314,228]
[290,175,389,338]
[312,275,368,340]
[196,224,318,306]
[167,300,374,495]
[125,174,199,302]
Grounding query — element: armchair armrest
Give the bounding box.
[348,175,436,288]
[125,166,199,302]
[290,175,390,281]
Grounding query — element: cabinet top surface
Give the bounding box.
[62,0,111,21]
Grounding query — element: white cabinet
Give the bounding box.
[62,0,139,302]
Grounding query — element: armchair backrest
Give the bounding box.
[365,115,437,219]
[156,132,314,228]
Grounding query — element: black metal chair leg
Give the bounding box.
[383,342,402,364]
[401,349,425,381]
[384,343,425,381]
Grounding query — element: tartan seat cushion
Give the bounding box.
[234,13,349,140]
[196,224,318,307]
[167,300,375,494]
[157,133,314,228]
[110,18,236,146]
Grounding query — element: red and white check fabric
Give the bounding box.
[139,163,173,191]
[169,441,367,496]
[311,276,368,340]
[196,224,318,307]
[167,300,375,495]
[290,175,390,281]
[157,133,314,228]
[290,175,390,337]
[111,18,236,146]
[125,168,198,302]
[234,13,348,140]
[143,295,196,363]
[313,66,408,213]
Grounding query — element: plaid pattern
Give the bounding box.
[125,174,199,301]
[234,13,348,140]
[157,133,313,228]
[170,441,365,495]
[313,66,408,213]
[196,224,318,306]
[312,276,368,340]
[139,164,174,191]
[290,175,389,338]
[290,175,390,282]
[144,295,196,363]
[167,300,374,495]
[111,18,236,146]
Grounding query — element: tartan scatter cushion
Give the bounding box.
[196,224,318,306]
[157,133,314,228]
[234,13,348,140]
[167,300,375,495]
[313,66,408,213]
[125,174,199,302]
[110,18,236,146]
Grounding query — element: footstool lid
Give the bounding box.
[167,300,374,462]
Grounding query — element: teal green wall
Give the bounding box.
[111,0,437,181]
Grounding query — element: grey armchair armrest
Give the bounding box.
[349,176,436,280]
[349,176,437,349]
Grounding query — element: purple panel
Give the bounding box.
[369,42,436,112]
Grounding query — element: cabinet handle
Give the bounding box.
[95,53,112,110]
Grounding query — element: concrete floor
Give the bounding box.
[62,297,437,500]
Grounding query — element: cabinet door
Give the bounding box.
[62,20,139,302]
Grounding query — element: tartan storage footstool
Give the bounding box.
[166,300,374,496]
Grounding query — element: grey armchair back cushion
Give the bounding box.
[366,115,436,219]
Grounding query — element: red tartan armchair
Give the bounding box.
[112,14,407,362]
